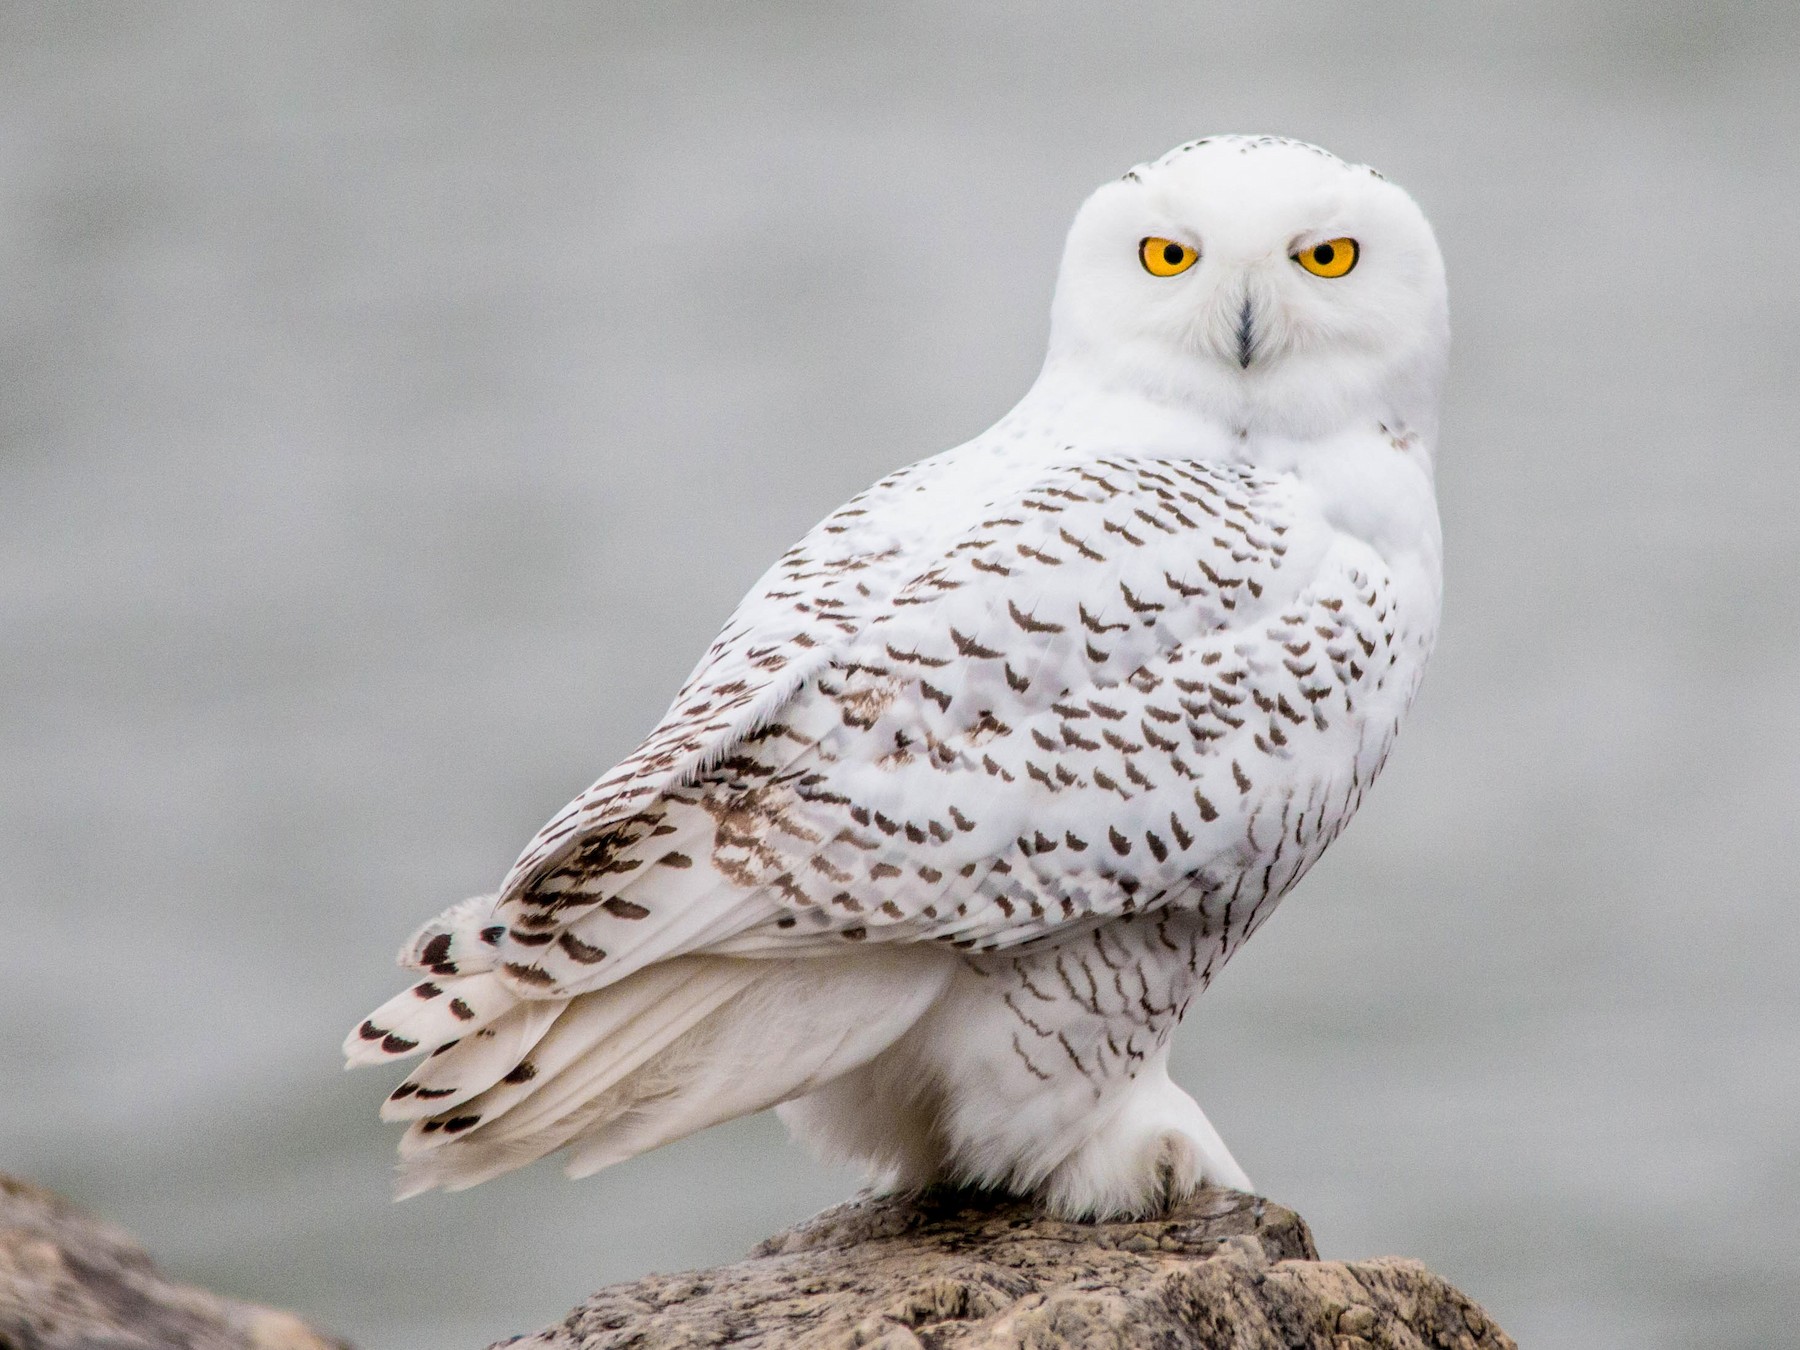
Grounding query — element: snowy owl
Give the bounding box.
[345,135,1447,1220]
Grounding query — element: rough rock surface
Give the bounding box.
[0,1173,351,1350]
[501,1186,1514,1349]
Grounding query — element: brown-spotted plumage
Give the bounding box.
[346,136,1448,1217]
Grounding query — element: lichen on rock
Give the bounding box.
[500,1186,1514,1349]
[0,1173,351,1350]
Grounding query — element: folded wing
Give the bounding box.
[486,454,1385,997]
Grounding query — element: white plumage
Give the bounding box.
[346,135,1448,1218]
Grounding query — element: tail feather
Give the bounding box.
[379,998,564,1122]
[346,894,516,1069]
[401,959,753,1156]
[343,970,519,1068]
[392,949,952,1198]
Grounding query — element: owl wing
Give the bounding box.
[498,459,941,887]
[490,453,1408,997]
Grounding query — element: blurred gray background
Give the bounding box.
[3,3,1797,1347]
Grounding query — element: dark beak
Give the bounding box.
[1234,296,1256,369]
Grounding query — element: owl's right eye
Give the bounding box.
[1139,237,1198,277]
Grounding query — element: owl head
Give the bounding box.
[1048,136,1449,444]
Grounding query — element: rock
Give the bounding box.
[501,1187,1514,1349]
[0,1173,352,1350]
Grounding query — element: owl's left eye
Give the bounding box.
[1139,237,1199,277]
[1293,238,1359,278]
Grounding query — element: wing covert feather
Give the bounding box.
[490,453,1420,996]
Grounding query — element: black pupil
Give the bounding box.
[1162,242,1185,266]
[1313,243,1335,266]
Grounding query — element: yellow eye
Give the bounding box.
[1139,236,1198,277]
[1293,237,1358,278]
